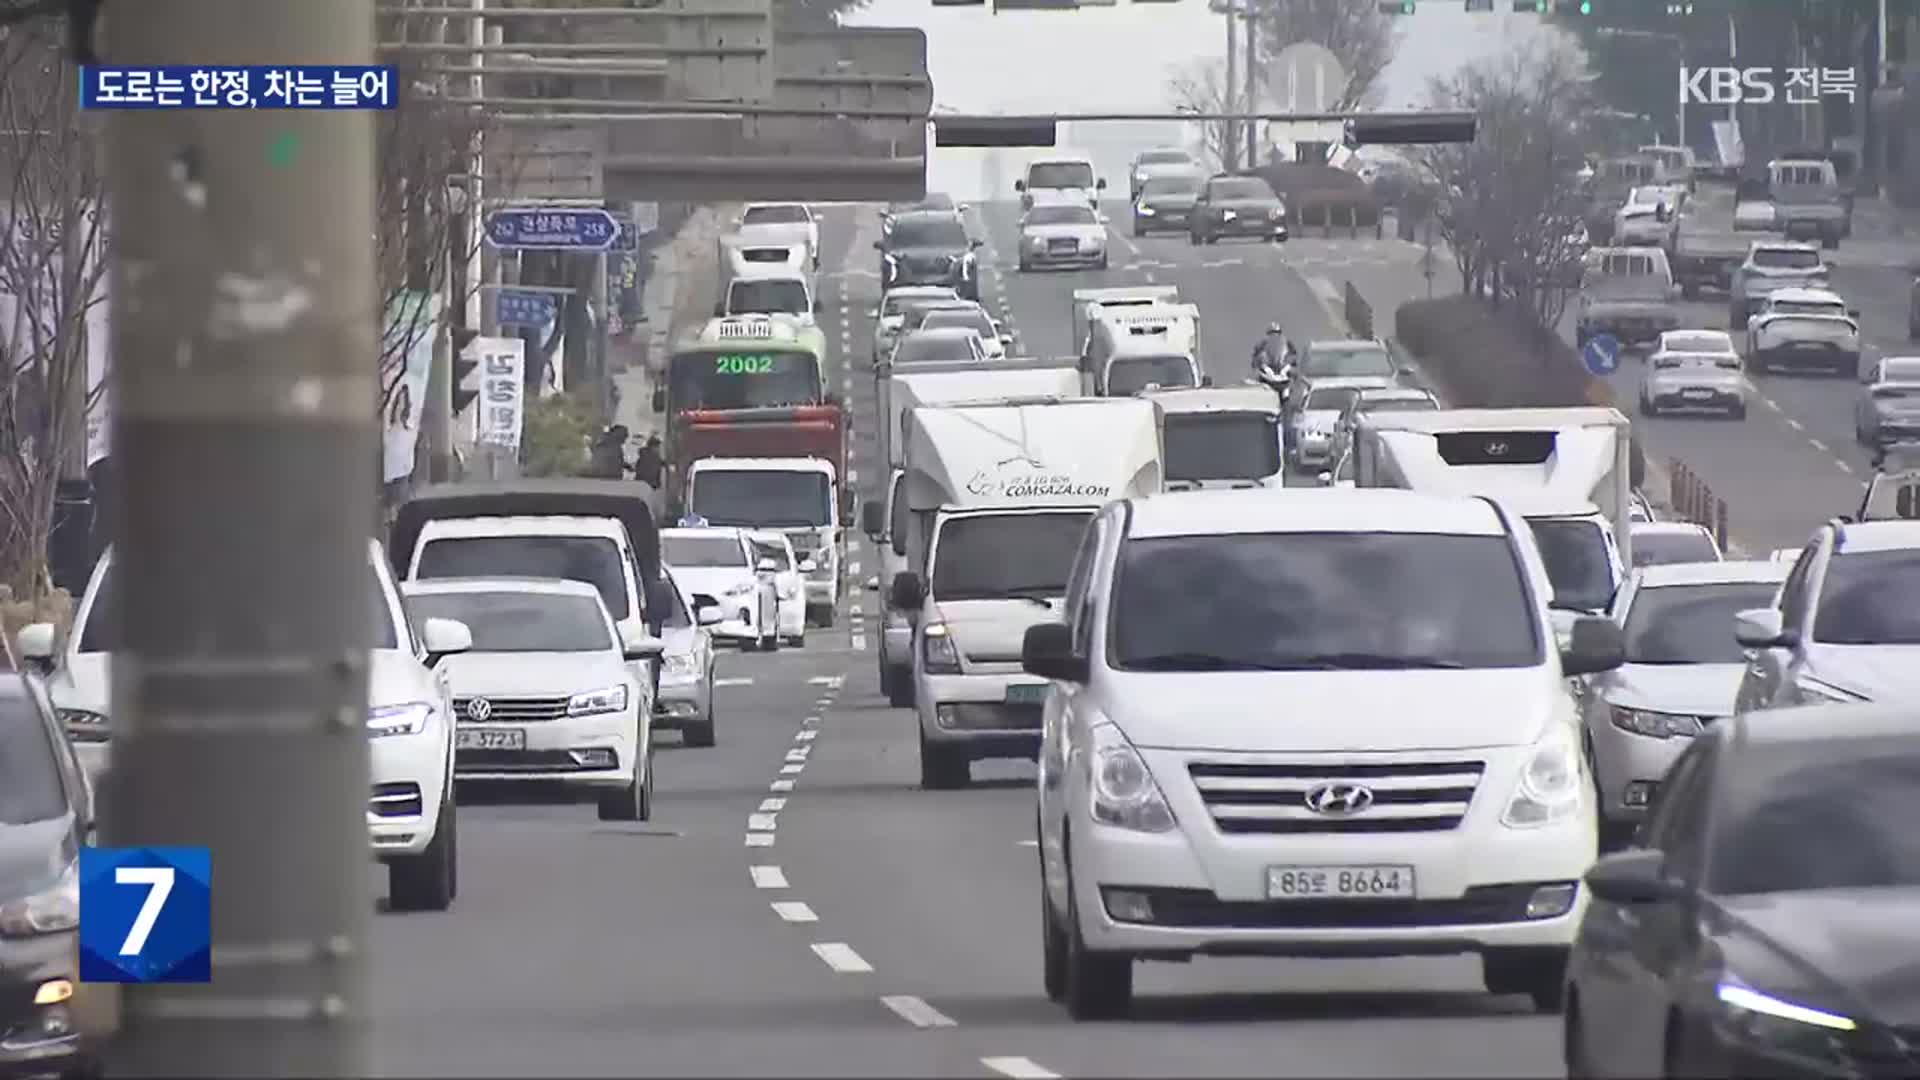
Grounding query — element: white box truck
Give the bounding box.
[1069,284,1180,356]
[684,456,843,628]
[887,397,1163,789]
[1351,407,1634,617]
[1142,385,1286,489]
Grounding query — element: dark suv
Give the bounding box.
[1188,174,1289,245]
[876,210,981,301]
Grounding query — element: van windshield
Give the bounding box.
[728,278,808,316]
[1162,413,1280,481]
[930,511,1093,601]
[1106,355,1195,396]
[1527,517,1615,612]
[691,470,831,528]
[1752,248,1821,270]
[1029,162,1094,189]
[414,535,629,621]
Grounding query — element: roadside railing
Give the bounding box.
[1669,460,1732,549]
[1344,281,1374,340]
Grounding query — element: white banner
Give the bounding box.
[381,291,442,483]
[474,336,526,453]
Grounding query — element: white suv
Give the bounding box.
[1025,488,1624,1019]
[17,540,474,912]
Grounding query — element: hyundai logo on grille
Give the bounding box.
[1303,781,1374,815]
[466,698,493,722]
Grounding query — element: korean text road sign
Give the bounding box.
[485,207,619,251]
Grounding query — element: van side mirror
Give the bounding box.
[1013,180,1026,192]
[797,557,817,574]
[889,571,925,611]
[420,617,473,668]
[1021,622,1088,682]
[651,386,666,413]
[1733,607,1794,649]
[619,622,667,661]
[1095,178,1108,190]
[756,558,779,574]
[970,238,984,249]
[873,240,885,251]
[860,499,885,538]
[645,578,676,623]
[696,606,724,627]
[1559,615,1625,677]
[713,302,726,318]
[1585,849,1688,905]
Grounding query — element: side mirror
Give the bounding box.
[889,571,925,611]
[873,240,885,251]
[1201,375,1214,387]
[619,622,667,661]
[1585,848,1688,905]
[813,300,823,314]
[420,617,473,667]
[1095,178,1108,190]
[16,622,56,667]
[756,558,779,573]
[868,305,882,319]
[1560,615,1626,677]
[1021,622,1088,683]
[970,238,984,249]
[696,606,724,627]
[1397,365,1415,377]
[1733,607,1794,649]
[1848,308,1861,320]
[860,499,885,538]
[797,557,818,574]
[651,386,666,414]
[1013,180,1026,192]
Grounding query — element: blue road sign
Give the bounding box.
[497,288,559,328]
[1582,332,1621,377]
[485,207,619,251]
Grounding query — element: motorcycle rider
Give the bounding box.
[1252,323,1295,384]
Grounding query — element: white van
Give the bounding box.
[1017,155,1105,211]
[1083,303,1203,396]
[716,265,820,326]
[686,456,842,627]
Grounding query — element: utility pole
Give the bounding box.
[1242,6,1259,169]
[102,1,376,1076]
[1223,3,1238,171]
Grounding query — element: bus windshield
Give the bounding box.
[668,348,822,410]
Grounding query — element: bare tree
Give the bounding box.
[1165,58,1235,172]
[0,21,107,600]
[1251,0,1398,109]
[1414,38,1595,334]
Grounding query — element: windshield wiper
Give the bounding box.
[998,586,1062,606]
[1123,652,1307,671]
[1266,651,1468,670]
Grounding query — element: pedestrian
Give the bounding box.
[632,434,664,488]
[588,424,630,479]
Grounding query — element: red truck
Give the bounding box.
[647,316,846,517]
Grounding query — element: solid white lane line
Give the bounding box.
[982,1057,1062,1080]
[745,833,774,847]
[750,865,788,889]
[1016,839,1039,847]
[747,813,779,831]
[808,676,838,685]
[780,762,805,775]
[810,942,873,972]
[770,778,795,792]
[880,994,958,1028]
[759,796,788,812]
[795,729,817,741]
[772,900,818,922]
[713,677,754,687]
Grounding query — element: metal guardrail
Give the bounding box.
[1669,460,1731,549]
[1343,281,1373,340]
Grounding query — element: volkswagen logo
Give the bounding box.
[465,698,493,722]
[1484,440,1509,457]
[1303,781,1374,816]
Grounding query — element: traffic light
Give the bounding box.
[934,117,1058,148]
[451,328,480,415]
[1342,112,1478,148]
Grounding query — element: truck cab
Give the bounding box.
[686,456,842,628]
[1082,303,1203,396]
[1577,246,1679,347]
[1141,385,1284,490]
[1767,157,1848,249]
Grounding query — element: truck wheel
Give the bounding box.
[1484,947,1568,1013]
[918,732,970,789]
[1681,282,1699,300]
[389,796,456,913]
[1729,308,1747,330]
[1822,233,1839,250]
[886,666,914,708]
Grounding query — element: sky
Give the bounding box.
[844,0,1569,199]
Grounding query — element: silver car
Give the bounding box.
[1636,329,1746,418]
[1581,560,1788,849]
[654,567,721,746]
[1628,521,1722,567]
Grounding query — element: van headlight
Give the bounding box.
[369,702,432,738]
[921,622,962,674]
[568,685,629,717]
[0,863,78,937]
[1086,723,1176,833]
[1501,729,1584,828]
[662,653,698,678]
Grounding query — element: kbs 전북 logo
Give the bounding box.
[77,847,212,984]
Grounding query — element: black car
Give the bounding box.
[1132,174,1202,237]
[876,210,981,301]
[1566,703,1920,1078]
[0,674,99,1077]
[1188,174,1288,245]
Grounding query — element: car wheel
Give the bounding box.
[1204,233,1219,245]
[918,730,970,789]
[787,626,806,648]
[1041,873,1069,1003]
[389,794,456,912]
[1131,223,1143,238]
[598,741,652,821]
[886,665,914,708]
[1729,403,1747,420]
[1637,394,1655,417]
[1097,254,1110,270]
[683,691,717,748]
[1909,322,1920,342]
[1484,946,1567,1013]
[1061,839,1133,1020]
[1564,995,1598,1080]
[1188,231,1200,246]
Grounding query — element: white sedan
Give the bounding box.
[915,302,1012,360]
[748,530,809,647]
[1637,329,1747,418]
[1018,201,1109,271]
[870,285,960,365]
[18,540,474,912]
[662,527,782,651]
[403,576,664,821]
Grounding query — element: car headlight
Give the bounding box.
[662,653,698,678]
[0,862,78,938]
[1796,677,1868,704]
[1221,209,1237,221]
[58,708,109,740]
[1085,723,1176,833]
[1137,205,1155,216]
[1501,728,1584,828]
[1133,171,1147,184]
[369,701,432,738]
[921,622,962,674]
[1608,706,1704,740]
[724,582,755,597]
[1715,980,1871,1059]
[568,685,629,717]
[1268,206,1285,220]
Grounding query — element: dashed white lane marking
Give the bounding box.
[1837,460,1855,474]
[852,634,867,650]
[780,762,805,775]
[714,677,754,687]
[745,833,775,847]
[1786,416,1805,431]
[785,747,811,762]
[772,900,819,923]
[1809,437,1829,453]
[850,602,863,616]
[849,559,863,575]
[808,676,839,685]
[880,994,958,1028]
[750,865,789,889]
[795,729,817,741]
[770,778,795,792]
[747,813,779,831]
[811,942,874,973]
[759,796,788,812]
[847,467,859,484]
[1017,839,1039,847]
[982,1057,1063,1080]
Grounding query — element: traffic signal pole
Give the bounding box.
[102,1,377,1076]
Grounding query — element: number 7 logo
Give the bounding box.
[79,846,212,983]
[115,866,175,956]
